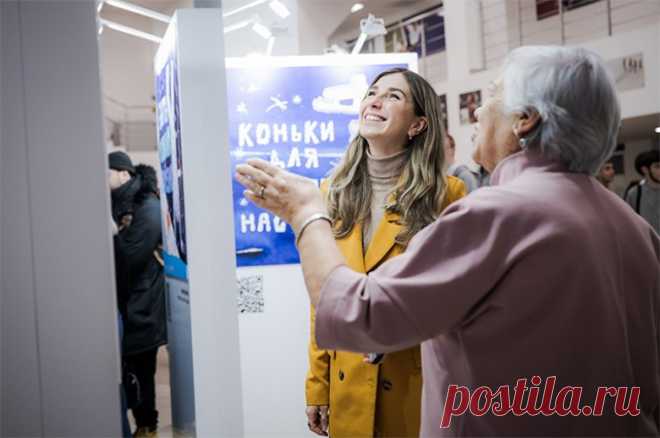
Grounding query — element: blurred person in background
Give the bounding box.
[624,149,659,234]
[595,156,615,189]
[444,133,479,193]
[108,151,167,438]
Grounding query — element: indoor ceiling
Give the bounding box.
[618,113,660,144]
[329,0,442,40]
[125,0,190,15]
[101,0,443,42]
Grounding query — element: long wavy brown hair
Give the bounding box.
[326,68,448,245]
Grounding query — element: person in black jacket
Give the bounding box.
[109,151,167,438]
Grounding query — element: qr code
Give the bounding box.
[237,275,264,313]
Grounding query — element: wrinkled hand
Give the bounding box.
[235,159,327,233]
[305,405,329,436]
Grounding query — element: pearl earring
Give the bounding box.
[519,137,528,149]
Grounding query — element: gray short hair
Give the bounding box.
[501,46,621,174]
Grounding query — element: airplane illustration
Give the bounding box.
[266,96,288,112]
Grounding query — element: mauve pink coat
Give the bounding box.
[315,151,660,437]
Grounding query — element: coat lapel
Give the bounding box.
[335,222,367,273]
[364,210,402,272]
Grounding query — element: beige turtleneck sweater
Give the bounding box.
[363,148,407,251]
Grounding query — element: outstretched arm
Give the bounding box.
[235,159,344,307]
[236,159,514,355]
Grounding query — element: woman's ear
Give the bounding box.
[512,110,541,138]
[408,117,429,139]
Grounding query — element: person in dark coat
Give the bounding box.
[109,151,167,438]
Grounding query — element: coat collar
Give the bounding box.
[335,208,402,273]
[364,210,402,272]
[490,150,566,186]
[335,223,366,273]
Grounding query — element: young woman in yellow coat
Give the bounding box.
[305,68,466,438]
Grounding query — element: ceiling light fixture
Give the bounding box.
[252,21,272,39]
[266,36,276,55]
[103,0,171,23]
[655,126,660,133]
[351,3,365,13]
[269,0,290,18]
[224,19,253,34]
[100,18,162,43]
[223,0,268,18]
[352,14,385,55]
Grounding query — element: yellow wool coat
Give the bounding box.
[306,176,466,438]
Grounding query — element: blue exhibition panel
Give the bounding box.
[226,56,416,267]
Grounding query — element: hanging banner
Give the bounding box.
[226,54,418,267]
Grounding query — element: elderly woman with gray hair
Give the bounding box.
[236,46,659,437]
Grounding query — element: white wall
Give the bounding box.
[99,5,165,111]
[100,5,167,152]
[498,0,660,74]
[100,7,165,116]
[481,0,512,70]
[437,0,660,169]
[238,265,311,437]
[297,0,353,55]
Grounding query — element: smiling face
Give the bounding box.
[471,79,524,173]
[359,73,426,157]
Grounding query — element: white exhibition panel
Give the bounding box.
[155,9,244,437]
[238,265,311,437]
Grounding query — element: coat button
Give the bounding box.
[339,370,344,381]
[382,379,392,391]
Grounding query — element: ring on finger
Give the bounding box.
[258,185,266,199]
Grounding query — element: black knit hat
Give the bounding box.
[108,151,135,174]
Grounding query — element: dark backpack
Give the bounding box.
[623,180,642,213]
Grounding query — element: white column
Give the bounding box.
[158,9,244,436]
[1,1,121,436]
[444,0,471,81]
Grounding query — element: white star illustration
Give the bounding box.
[237,102,248,114]
[292,95,302,105]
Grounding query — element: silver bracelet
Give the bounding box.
[295,213,332,248]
